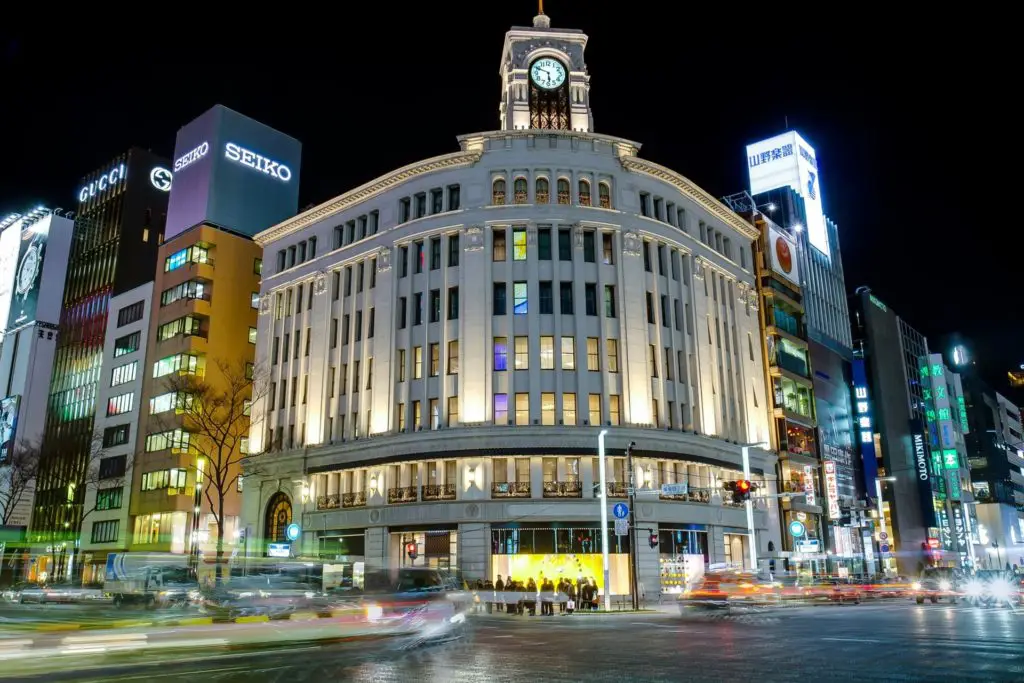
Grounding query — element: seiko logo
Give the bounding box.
[78,163,126,203]
[174,141,210,172]
[913,433,929,481]
[224,142,292,182]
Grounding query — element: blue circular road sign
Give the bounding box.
[286,523,301,541]
[788,520,806,537]
[613,503,629,519]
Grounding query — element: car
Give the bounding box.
[679,570,782,611]
[961,570,1021,608]
[357,567,471,644]
[911,567,963,604]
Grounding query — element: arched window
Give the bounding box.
[514,177,528,204]
[535,177,550,204]
[578,179,591,206]
[599,182,611,209]
[557,178,571,204]
[264,492,293,545]
[492,178,506,205]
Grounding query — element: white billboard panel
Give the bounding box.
[0,219,23,333]
[747,131,829,260]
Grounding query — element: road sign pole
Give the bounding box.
[597,430,611,612]
[626,442,639,611]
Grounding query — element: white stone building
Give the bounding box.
[242,11,778,598]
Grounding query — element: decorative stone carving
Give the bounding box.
[693,259,706,282]
[573,224,584,249]
[313,270,327,296]
[527,226,537,246]
[622,230,642,256]
[464,226,485,251]
[736,282,749,305]
[259,293,272,315]
[376,246,391,272]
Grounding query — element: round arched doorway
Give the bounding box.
[264,491,293,545]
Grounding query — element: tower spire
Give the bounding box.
[533,0,551,28]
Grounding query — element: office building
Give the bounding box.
[128,106,299,567]
[240,9,780,598]
[30,149,170,580]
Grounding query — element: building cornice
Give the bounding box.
[619,156,760,241]
[457,130,642,156]
[254,150,483,246]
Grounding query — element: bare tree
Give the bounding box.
[0,439,41,527]
[160,358,267,581]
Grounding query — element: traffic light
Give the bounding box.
[405,541,418,561]
[724,479,756,504]
[648,532,659,549]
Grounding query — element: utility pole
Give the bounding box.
[626,441,639,610]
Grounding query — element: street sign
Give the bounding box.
[660,483,688,496]
[789,520,806,537]
[614,519,629,536]
[286,523,301,541]
[626,487,635,497]
[613,503,629,519]
[879,531,888,541]
[880,544,890,554]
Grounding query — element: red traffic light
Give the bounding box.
[648,532,659,549]
[736,480,751,493]
[405,542,418,560]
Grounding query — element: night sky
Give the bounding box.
[0,6,1017,390]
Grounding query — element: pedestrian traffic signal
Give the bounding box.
[648,532,659,549]
[405,542,418,560]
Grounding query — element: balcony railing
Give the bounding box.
[342,491,366,508]
[543,481,583,498]
[421,483,457,501]
[491,482,531,498]
[316,493,340,510]
[388,486,418,504]
[776,351,810,377]
[659,488,712,504]
[606,482,627,498]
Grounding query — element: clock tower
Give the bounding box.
[499,6,593,132]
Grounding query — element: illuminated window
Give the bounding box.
[563,393,577,425]
[430,343,440,377]
[599,182,611,209]
[557,178,571,204]
[561,337,575,370]
[607,339,619,372]
[144,429,190,453]
[515,393,530,424]
[514,336,529,370]
[587,338,599,371]
[114,332,141,357]
[513,281,528,314]
[447,340,459,374]
[513,228,527,260]
[589,394,601,426]
[448,396,459,427]
[514,177,528,204]
[540,336,554,370]
[397,349,406,381]
[494,337,508,371]
[152,353,201,378]
[536,177,550,204]
[609,395,621,425]
[249,327,257,344]
[578,179,591,206]
[541,392,556,425]
[111,361,138,386]
[494,394,509,425]
[493,229,506,261]
[492,178,506,205]
[107,393,134,417]
[413,346,423,379]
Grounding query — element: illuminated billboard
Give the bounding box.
[747,131,829,260]
[0,219,22,331]
[0,395,20,462]
[7,219,49,329]
[767,224,799,287]
[165,105,301,241]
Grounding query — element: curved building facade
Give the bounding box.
[242,12,779,597]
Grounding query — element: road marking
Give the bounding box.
[492,634,514,638]
[821,637,881,644]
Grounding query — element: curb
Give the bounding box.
[0,609,362,634]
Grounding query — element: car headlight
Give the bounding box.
[964,580,984,597]
[911,582,922,591]
[365,602,383,621]
[989,579,1014,602]
[188,590,202,601]
[938,580,951,591]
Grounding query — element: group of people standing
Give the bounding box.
[473,575,602,615]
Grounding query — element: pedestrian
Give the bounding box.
[496,574,505,613]
[484,577,494,614]
[567,579,576,614]
[541,576,554,615]
[526,578,538,615]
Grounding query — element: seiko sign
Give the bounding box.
[78,163,126,203]
[913,432,929,481]
[174,141,210,172]
[225,142,292,182]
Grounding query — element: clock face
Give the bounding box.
[530,58,566,90]
[16,246,40,299]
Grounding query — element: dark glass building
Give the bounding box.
[31,148,170,574]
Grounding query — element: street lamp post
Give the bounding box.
[597,429,611,612]
[740,442,770,573]
[875,476,896,575]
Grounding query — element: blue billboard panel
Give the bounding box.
[165,105,301,240]
[852,357,878,494]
